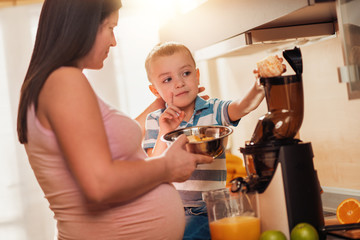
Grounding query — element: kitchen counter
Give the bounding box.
[324,216,360,240]
[327,235,347,239]
[326,229,360,239]
[321,189,360,239]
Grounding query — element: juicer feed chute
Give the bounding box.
[250,48,304,145]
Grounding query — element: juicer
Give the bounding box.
[232,47,325,240]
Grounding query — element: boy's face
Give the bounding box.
[148,51,200,109]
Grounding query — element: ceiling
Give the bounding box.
[0,0,43,8]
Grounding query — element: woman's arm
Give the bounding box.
[135,97,165,138]
[37,67,213,204]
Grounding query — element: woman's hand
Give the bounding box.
[162,134,213,183]
[198,86,209,100]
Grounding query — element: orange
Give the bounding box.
[336,198,360,224]
[225,153,247,187]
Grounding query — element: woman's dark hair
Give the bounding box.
[17,0,122,144]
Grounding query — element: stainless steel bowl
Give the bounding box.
[162,125,233,158]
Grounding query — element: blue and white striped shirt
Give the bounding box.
[143,96,240,206]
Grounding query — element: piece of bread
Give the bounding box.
[256,55,286,77]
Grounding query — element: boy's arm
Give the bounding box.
[147,105,185,157]
[146,134,169,157]
[228,80,265,121]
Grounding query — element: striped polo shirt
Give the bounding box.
[143,96,240,207]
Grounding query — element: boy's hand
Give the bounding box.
[159,93,185,134]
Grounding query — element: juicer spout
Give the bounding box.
[230,175,268,194]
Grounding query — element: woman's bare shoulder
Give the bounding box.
[44,67,92,94]
[37,67,94,130]
[39,66,95,112]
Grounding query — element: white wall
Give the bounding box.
[0,4,55,240]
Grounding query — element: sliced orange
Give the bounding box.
[336,198,360,224]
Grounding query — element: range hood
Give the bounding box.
[159,0,337,60]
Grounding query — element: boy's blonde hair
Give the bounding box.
[145,42,196,82]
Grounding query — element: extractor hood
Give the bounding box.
[159,0,337,60]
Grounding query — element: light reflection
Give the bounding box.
[0,15,23,225]
[122,0,208,25]
[177,0,208,14]
[110,0,208,118]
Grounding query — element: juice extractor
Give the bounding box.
[232,47,325,240]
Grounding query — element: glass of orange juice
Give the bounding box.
[202,188,260,240]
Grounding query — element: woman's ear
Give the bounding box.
[149,85,161,98]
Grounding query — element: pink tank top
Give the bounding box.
[25,97,185,240]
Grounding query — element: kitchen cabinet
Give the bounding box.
[159,0,360,99]
[336,0,360,98]
[159,0,337,54]
[0,0,43,8]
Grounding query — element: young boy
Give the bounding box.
[143,42,265,240]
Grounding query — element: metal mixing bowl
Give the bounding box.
[162,125,233,158]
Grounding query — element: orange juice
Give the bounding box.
[209,216,260,240]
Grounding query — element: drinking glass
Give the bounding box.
[202,188,260,240]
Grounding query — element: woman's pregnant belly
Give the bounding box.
[56,183,185,240]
